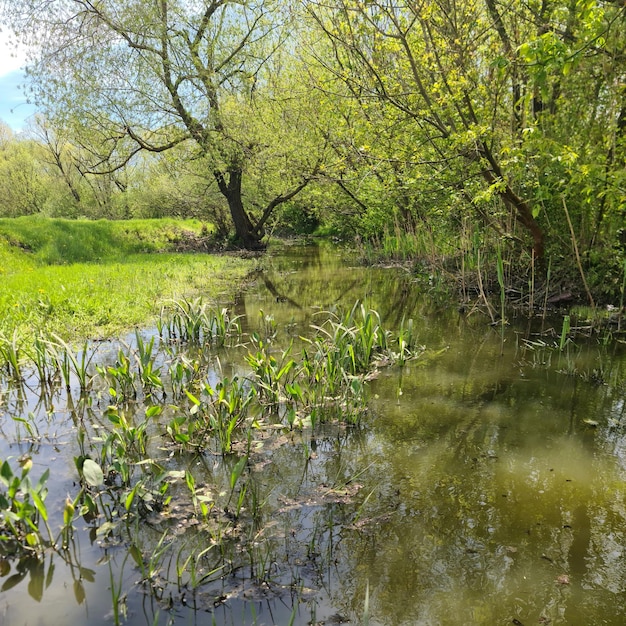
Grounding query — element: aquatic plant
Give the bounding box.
[245,336,296,408]
[172,377,256,455]
[168,353,204,399]
[46,334,96,391]
[0,457,53,555]
[310,303,391,377]
[29,336,57,387]
[0,294,434,622]
[0,330,24,381]
[96,348,137,401]
[559,315,571,351]
[159,298,243,347]
[131,330,164,393]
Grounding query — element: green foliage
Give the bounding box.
[158,298,243,347]
[302,0,626,302]
[1,0,625,294]
[0,129,49,217]
[0,458,52,555]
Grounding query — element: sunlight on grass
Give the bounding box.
[1,255,253,339]
[0,218,255,340]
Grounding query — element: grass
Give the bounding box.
[0,217,255,340]
[0,215,212,264]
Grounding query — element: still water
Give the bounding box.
[1,242,625,625]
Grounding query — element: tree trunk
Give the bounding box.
[481,167,545,260]
[214,166,264,249]
[478,143,545,261]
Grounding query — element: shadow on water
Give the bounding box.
[1,241,626,625]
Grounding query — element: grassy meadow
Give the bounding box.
[0,216,256,340]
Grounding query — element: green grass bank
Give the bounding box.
[0,216,256,340]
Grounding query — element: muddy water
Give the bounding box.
[1,242,626,626]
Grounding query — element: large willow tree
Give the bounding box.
[1,0,322,247]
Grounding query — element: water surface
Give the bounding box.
[1,242,625,625]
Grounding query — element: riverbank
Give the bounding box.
[0,216,257,340]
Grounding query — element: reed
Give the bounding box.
[0,330,24,381]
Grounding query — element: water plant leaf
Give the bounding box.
[27,564,45,602]
[230,456,247,490]
[96,521,116,538]
[1,571,26,592]
[30,488,48,522]
[79,567,95,583]
[73,579,86,604]
[0,460,13,485]
[185,389,201,406]
[125,484,138,511]
[82,459,104,487]
[129,545,143,568]
[145,405,162,418]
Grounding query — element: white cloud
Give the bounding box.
[0,30,29,77]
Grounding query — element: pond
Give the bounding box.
[1,242,625,626]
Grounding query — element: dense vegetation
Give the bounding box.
[0,0,625,302]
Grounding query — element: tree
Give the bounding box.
[1,0,321,247]
[305,0,626,269]
[0,122,48,216]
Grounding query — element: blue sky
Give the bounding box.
[0,69,36,131]
[0,31,37,132]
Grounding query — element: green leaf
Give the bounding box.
[185,389,201,406]
[145,405,162,418]
[30,488,48,522]
[96,521,116,537]
[129,544,144,568]
[82,459,104,487]
[125,484,138,511]
[0,460,13,485]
